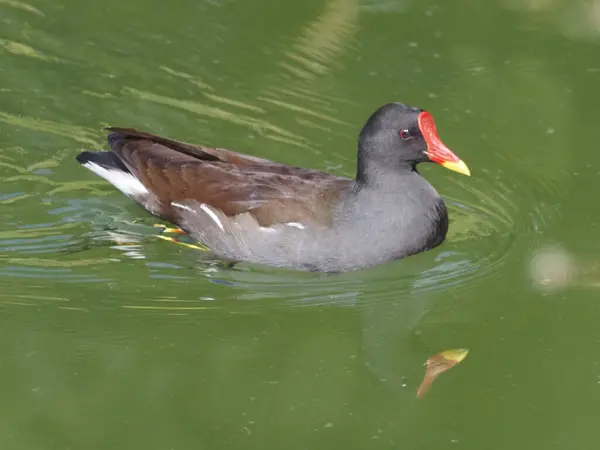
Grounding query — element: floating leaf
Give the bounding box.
[417,348,469,398]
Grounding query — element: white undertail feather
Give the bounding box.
[82,162,149,197]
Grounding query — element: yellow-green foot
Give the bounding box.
[153,223,186,235]
[155,234,209,251]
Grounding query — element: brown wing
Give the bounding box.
[106,127,351,226]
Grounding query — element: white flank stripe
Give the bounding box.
[172,202,225,231]
[284,222,305,229]
[199,203,225,231]
[259,226,277,233]
[171,202,193,212]
[83,162,149,197]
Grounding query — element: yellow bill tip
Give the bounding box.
[441,159,471,176]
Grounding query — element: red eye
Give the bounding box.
[399,129,411,139]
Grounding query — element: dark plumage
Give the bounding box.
[76,102,470,272]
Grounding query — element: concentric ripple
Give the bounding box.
[0,149,567,315]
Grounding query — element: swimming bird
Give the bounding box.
[76,102,470,272]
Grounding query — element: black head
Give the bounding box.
[356,103,470,182]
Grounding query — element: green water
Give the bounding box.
[2,0,600,448]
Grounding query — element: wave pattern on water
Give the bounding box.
[0,1,573,317]
[0,130,562,314]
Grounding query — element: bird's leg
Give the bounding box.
[153,223,186,235]
[155,234,209,251]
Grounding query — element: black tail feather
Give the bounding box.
[76,151,130,173]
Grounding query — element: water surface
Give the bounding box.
[1,0,600,448]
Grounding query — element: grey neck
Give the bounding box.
[354,159,418,192]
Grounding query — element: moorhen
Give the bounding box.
[76,102,470,272]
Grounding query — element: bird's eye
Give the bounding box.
[399,129,411,140]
